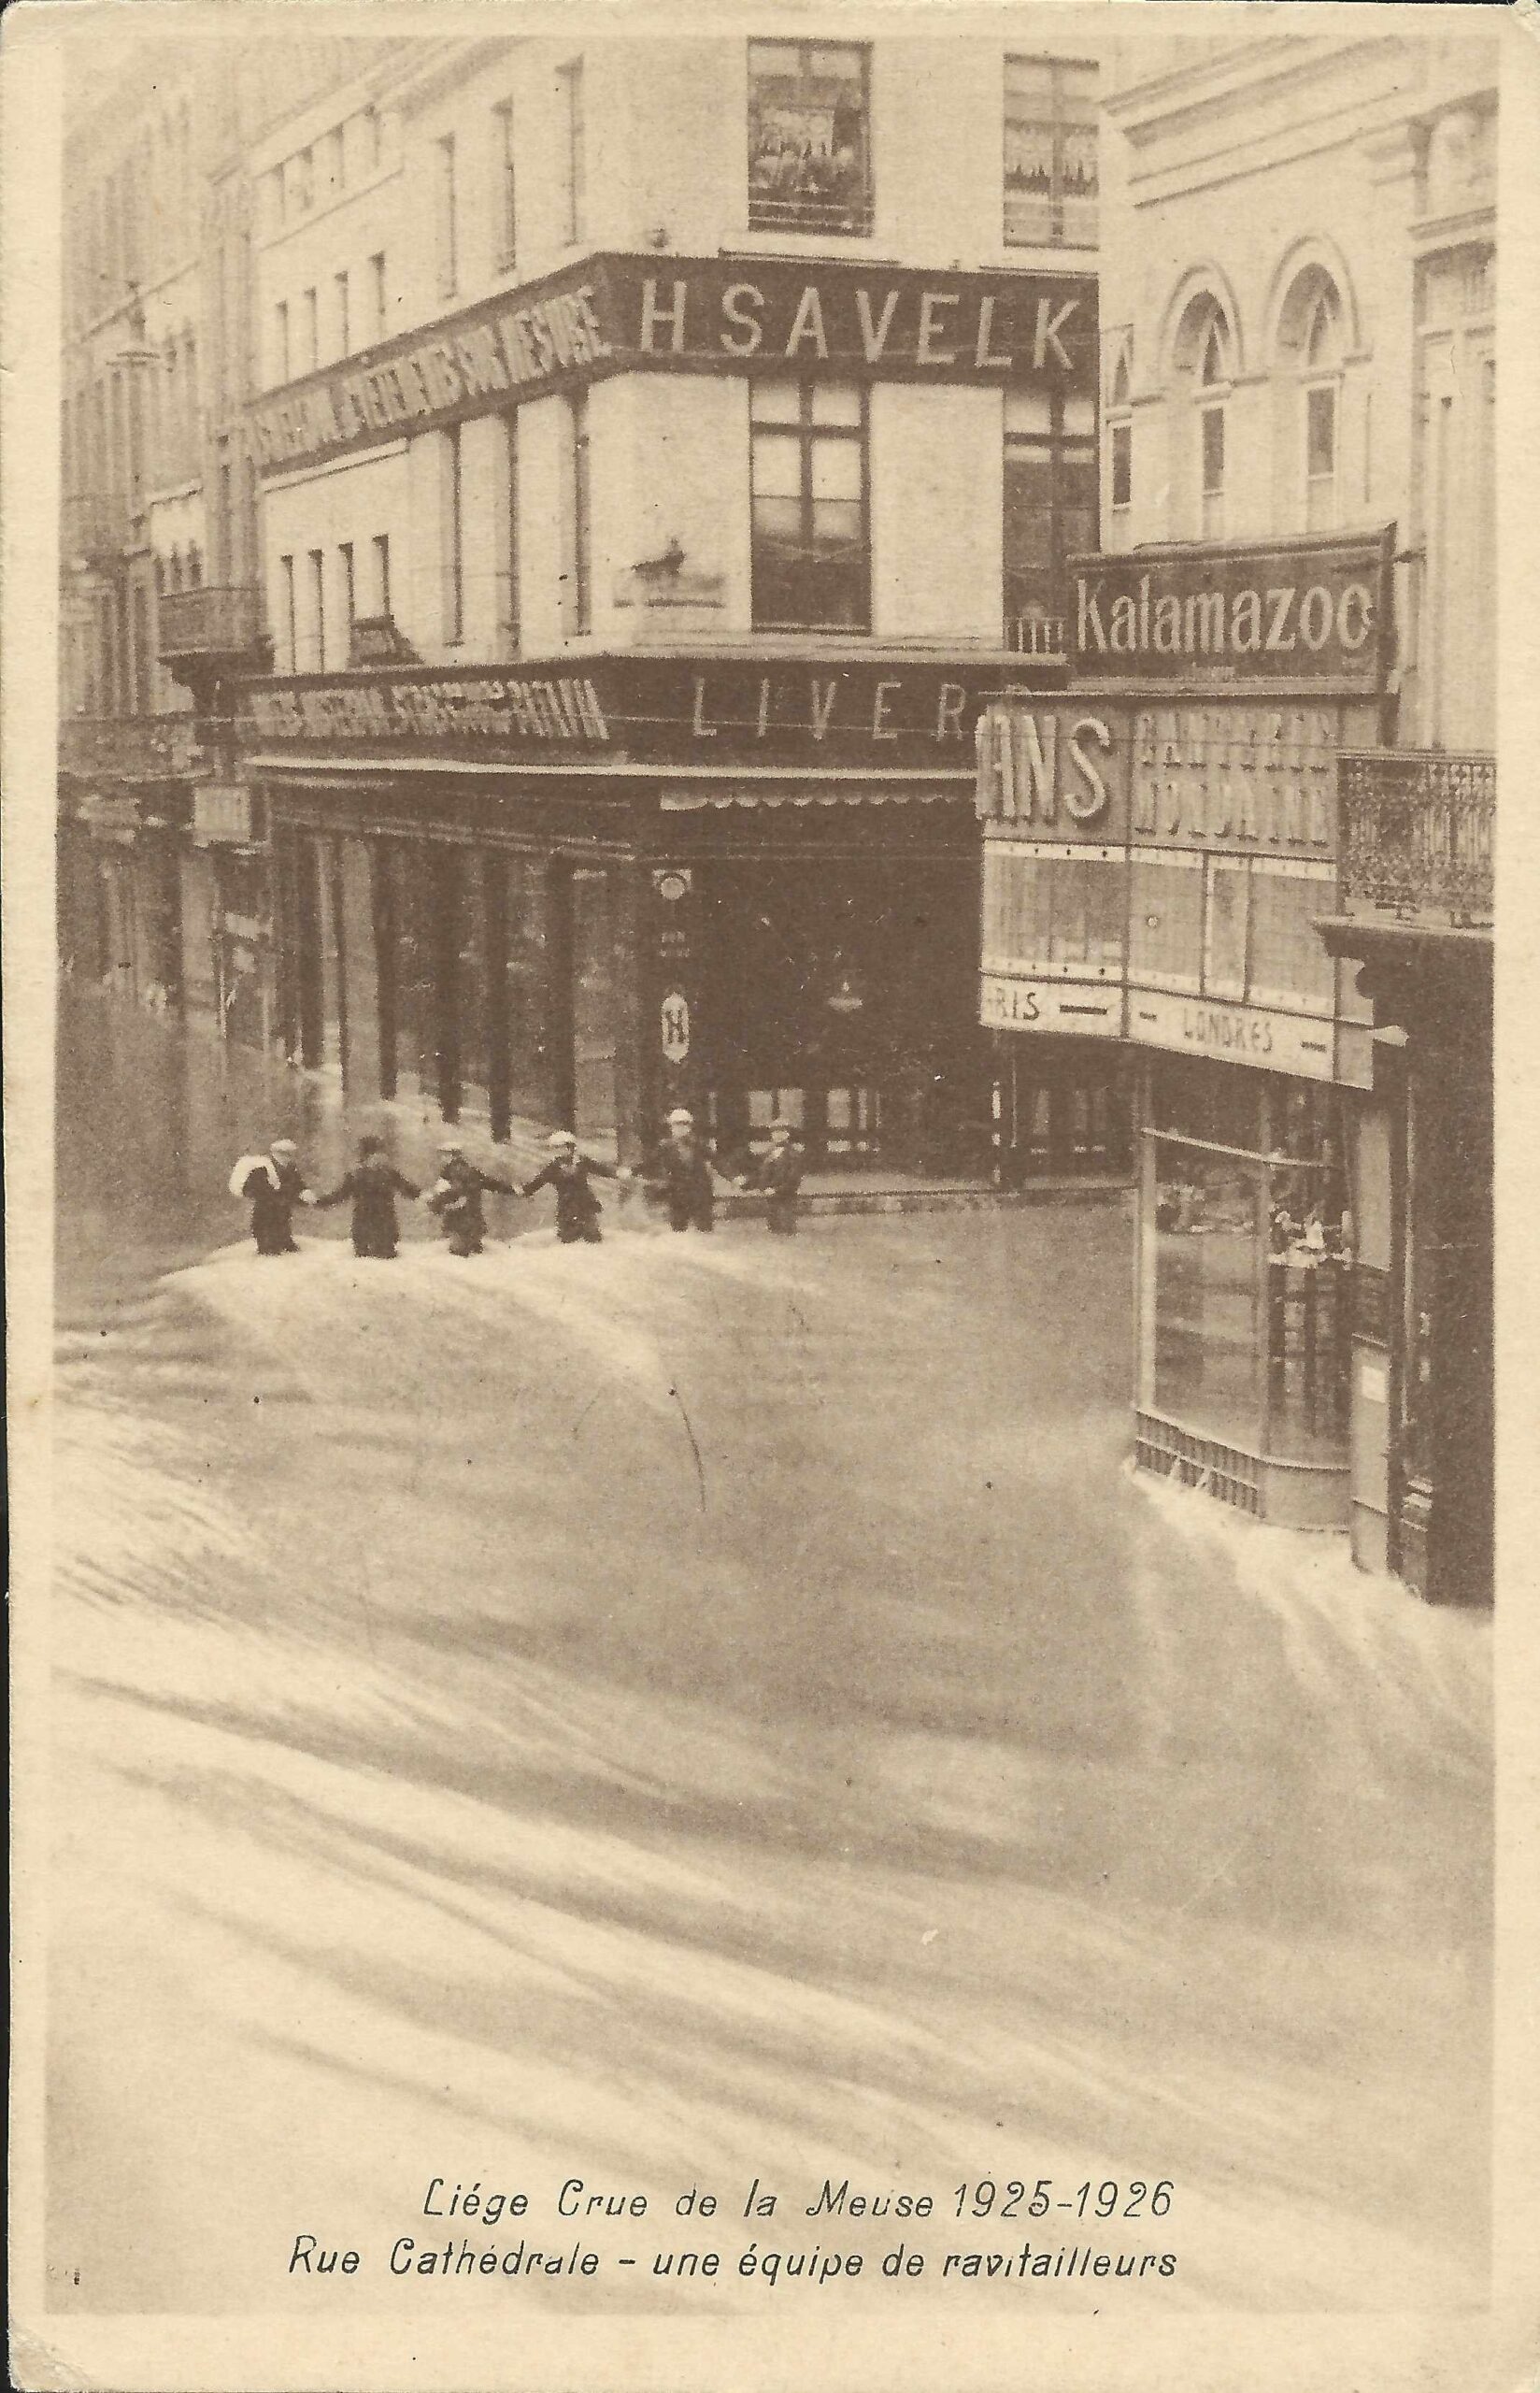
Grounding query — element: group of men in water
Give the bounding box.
[232,1109,806,1262]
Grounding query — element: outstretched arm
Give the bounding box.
[310,1175,352,1209]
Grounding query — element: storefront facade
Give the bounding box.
[978,530,1391,1526]
[241,650,1013,1168]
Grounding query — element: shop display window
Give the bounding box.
[749,42,871,236]
[982,846,1126,979]
[1140,1066,1351,1465]
[1129,853,1203,991]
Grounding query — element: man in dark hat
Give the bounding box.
[231,1138,309,1256]
[647,1107,733,1234]
[311,1136,421,1259]
[425,1138,519,1257]
[743,1119,806,1235]
[520,1132,605,1244]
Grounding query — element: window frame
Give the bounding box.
[443,423,464,644]
[749,379,871,634]
[279,552,297,673]
[372,531,392,621]
[335,267,350,359]
[558,60,585,246]
[340,541,356,658]
[747,38,873,239]
[369,252,388,344]
[1003,390,1098,647]
[1003,54,1099,251]
[435,132,458,300]
[492,99,517,270]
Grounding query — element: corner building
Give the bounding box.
[235,36,1104,1167]
[978,26,1496,1575]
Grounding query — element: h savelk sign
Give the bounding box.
[1070,531,1394,694]
[249,253,1095,477]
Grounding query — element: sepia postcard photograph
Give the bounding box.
[5,2,1538,2387]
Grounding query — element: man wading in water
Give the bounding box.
[230,1138,309,1255]
[311,1136,421,1259]
[426,1139,519,1256]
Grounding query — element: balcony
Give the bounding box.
[1005,615,1068,663]
[1335,750,1494,929]
[159,585,265,666]
[62,492,133,567]
[58,713,200,783]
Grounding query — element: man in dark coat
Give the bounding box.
[311,1136,421,1259]
[520,1132,604,1244]
[649,1107,730,1234]
[425,1139,518,1256]
[745,1120,806,1235]
[235,1139,308,1255]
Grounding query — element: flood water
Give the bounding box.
[47,987,1492,2317]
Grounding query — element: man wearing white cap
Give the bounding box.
[647,1107,730,1234]
[228,1137,309,1256]
[425,1137,519,1257]
[519,1131,604,1244]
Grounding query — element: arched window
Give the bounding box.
[1276,268,1345,533]
[1194,308,1231,538]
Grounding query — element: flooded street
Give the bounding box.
[48,991,1491,2318]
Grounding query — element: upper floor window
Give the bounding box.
[749,41,872,238]
[750,379,868,631]
[435,135,458,298]
[1005,57,1098,249]
[557,61,585,245]
[302,288,319,375]
[1301,287,1341,532]
[292,147,314,214]
[369,252,389,344]
[1004,388,1097,650]
[1197,310,1230,539]
[492,100,517,268]
[335,268,350,359]
[274,299,290,384]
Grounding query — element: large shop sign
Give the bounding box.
[238,657,1010,769]
[249,253,1095,477]
[975,704,1130,838]
[1069,532,1394,695]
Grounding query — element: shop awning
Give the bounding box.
[658,785,963,811]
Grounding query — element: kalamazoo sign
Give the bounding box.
[1070,532,1394,694]
[250,253,1095,478]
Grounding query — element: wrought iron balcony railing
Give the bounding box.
[1005,614,1068,661]
[1335,749,1494,928]
[747,190,875,237]
[58,712,201,782]
[158,584,265,664]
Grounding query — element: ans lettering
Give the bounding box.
[976,709,1114,826]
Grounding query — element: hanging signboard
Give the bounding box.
[1068,530,1394,695]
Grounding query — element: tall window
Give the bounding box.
[274,299,290,385]
[500,411,520,651]
[364,105,382,171]
[219,460,235,575]
[302,288,319,374]
[1301,291,1341,532]
[566,392,591,634]
[1197,312,1230,539]
[339,541,356,655]
[1003,389,1097,645]
[293,146,314,212]
[308,549,325,670]
[335,268,350,358]
[280,553,296,672]
[750,379,867,631]
[557,61,584,244]
[443,424,464,642]
[492,100,517,268]
[435,135,458,298]
[369,252,388,342]
[1005,57,1098,248]
[1109,420,1132,516]
[372,532,392,620]
[748,41,871,236]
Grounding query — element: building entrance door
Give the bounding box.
[1002,1039,1131,1181]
